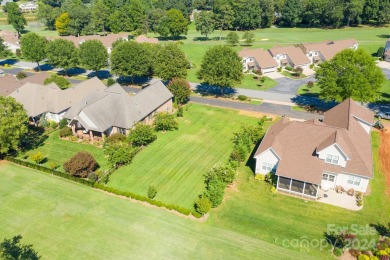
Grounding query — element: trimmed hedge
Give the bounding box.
[5,156,94,187]
[6,157,201,218]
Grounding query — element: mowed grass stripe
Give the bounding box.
[108,104,260,209]
[0,162,315,259]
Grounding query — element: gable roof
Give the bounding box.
[49,33,129,48]
[255,99,373,184]
[10,77,107,117]
[239,48,278,69]
[0,72,52,96]
[135,35,159,44]
[300,39,358,60]
[269,45,311,66]
[65,80,173,132]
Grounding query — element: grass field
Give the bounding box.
[0,162,315,259]
[107,104,264,210]
[208,132,390,257]
[17,131,109,172]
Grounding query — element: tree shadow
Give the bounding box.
[86,70,111,79]
[0,59,18,65]
[34,64,55,72]
[367,100,390,113]
[194,83,236,97]
[210,36,226,41]
[117,76,153,86]
[292,95,337,112]
[157,36,187,41]
[19,125,48,152]
[245,137,264,174]
[57,67,86,77]
[370,223,390,236]
[193,37,211,41]
[378,34,390,39]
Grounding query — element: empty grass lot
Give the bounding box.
[208,132,390,257]
[0,162,316,259]
[107,103,264,210]
[17,131,109,172]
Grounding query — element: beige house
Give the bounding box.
[254,99,374,199]
[0,30,20,53]
[135,35,159,44]
[269,45,311,69]
[238,48,278,74]
[299,39,358,64]
[9,77,107,123]
[65,80,173,139]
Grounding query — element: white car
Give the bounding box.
[377,112,390,120]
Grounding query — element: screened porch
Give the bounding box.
[277,176,319,198]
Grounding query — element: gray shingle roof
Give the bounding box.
[65,80,173,132]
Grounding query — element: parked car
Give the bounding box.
[376,112,390,120]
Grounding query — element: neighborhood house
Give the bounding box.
[135,35,159,44]
[0,30,20,53]
[239,48,278,73]
[254,99,373,199]
[65,80,173,139]
[269,45,311,69]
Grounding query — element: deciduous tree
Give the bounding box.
[242,31,255,46]
[316,49,385,103]
[44,74,71,89]
[0,235,39,260]
[55,12,70,35]
[6,3,26,38]
[194,11,215,38]
[167,78,191,104]
[165,9,188,39]
[37,2,61,30]
[79,40,108,74]
[0,97,28,155]
[91,0,110,33]
[20,32,47,70]
[197,45,243,92]
[225,32,239,46]
[154,44,188,81]
[46,39,79,76]
[214,4,234,40]
[279,0,302,27]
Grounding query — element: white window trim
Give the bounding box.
[325,154,339,165]
[261,162,274,172]
[347,176,361,186]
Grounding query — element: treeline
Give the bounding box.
[25,0,390,37]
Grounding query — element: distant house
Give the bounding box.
[190,9,202,21]
[0,30,20,53]
[65,80,173,139]
[299,39,358,64]
[268,46,311,69]
[135,35,159,44]
[254,99,374,199]
[19,2,38,12]
[0,72,51,96]
[9,77,107,123]
[51,33,129,53]
[238,48,278,74]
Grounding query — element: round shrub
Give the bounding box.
[153,113,178,131]
[16,71,27,80]
[333,248,343,257]
[63,152,97,178]
[105,133,126,144]
[129,123,157,146]
[59,127,72,138]
[167,78,191,105]
[87,172,98,182]
[194,196,211,215]
[49,120,58,128]
[59,118,68,129]
[147,185,157,199]
[238,95,247,101]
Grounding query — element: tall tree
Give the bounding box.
[37,3,61,30]
[66,3,91,36]
[302,0,324,27]
[20,32,47,70]
[213,4,234,40]
[0,235,39,260]
[242,31,255,46]
[316,49,385,103]
[322,0,344,28]
[377,0,390,24]
[55,12,70,35]
[154,43,188,81]
[46,39,79,76]
[148,8,166,32]
[167,78,191,105]
[6,3,27,38]
[164,9,188,39]
[279,0,302,27]
[259,0,275,28]
[197,45,243,92]
[343,0,364,26]
[79,40,108,74]
[194,11,215,38]
[232,0,262,30]
[361,0,379,23]
[0,97,28,155]
[225,32,239,46]
[111,41,152,82]
[91,0,110,33]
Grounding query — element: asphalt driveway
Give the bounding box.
[266,75,315,95]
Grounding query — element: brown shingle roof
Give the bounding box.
[255,99,373,184]
[0,72,52,96]
[135,35,159,44]
[300,39,358,60]
[49,33,129,48]
[269,46,310,66]
[239,48,278,69]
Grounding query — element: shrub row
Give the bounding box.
[93,183,201,218]
[6,156,201,219]
[5,156,94,187]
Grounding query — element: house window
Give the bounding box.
[118,128,126,135]
[325,154,339,165]
[322,173,335,182]
[347,176,361,186]
[261,162,274,172]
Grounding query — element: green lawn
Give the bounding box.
[282,70,307,79]
[208,132,390,257]
[297,82,321,95]
[291,105,306,112]
[239,74,277,90]
[107,104,263,210]
[0,162,314,259]
[17,130,109,172]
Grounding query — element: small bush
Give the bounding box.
[59,118,68,129]
[333,248,343,257]
[59,127,72,138]
[277,67,282,72]
[107,78,116,86]
[49,120,58,128]
[63,152,97,177]
[176,106,183,117]
[44,74,70,89]
[238,95,247,101]
[105,133,126,145]
[255,174,265,181]
[356,191,363,207]
[15,48,21,57]
[349,248,360,257]
[154,113,178,131]
[309,64,314,69]
[87,172,98,182]
[31,151,44,164]
[147,185,157,199]
[285,66,293,71]
[128,123,157,147]
[357,254,370,260]
[69,135,78,141]
[16,71,27,80]
[270,186,277,193]
[307,81,314,88]
[347,188,355,196]
[194,196,211,215]
[49,162,59,170]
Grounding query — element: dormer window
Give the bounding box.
[325,154,339,164]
